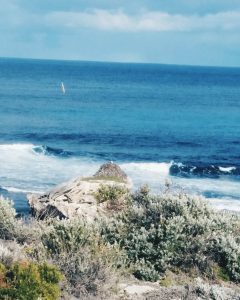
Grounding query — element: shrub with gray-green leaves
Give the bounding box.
[41,219,124,298]
[0,196,16,240]
[0,196,43,244]
[101,186,240,282]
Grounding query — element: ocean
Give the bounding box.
[1,57,240,213]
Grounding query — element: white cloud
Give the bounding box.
[45,9,240,32]
[46,10,134,31]
[1,3,240,33]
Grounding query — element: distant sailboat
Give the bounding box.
[61,82,65,94]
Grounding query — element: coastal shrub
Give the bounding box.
[41,219,124,298]
[0,197,16,240]
[101,187,240,282]
[14,218,44,245]
[0,197,44,245]
[0,240,26,267]
[0,261,62,300]
[207,234,240,282]
[95,184,129,210]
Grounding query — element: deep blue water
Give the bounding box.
[1,58,240,212]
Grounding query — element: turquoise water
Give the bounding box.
[1,58,240,212]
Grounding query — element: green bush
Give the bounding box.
[94,184,129,210]
[0,261,62,300]
[101,187,240,282]
[41,220,123,298]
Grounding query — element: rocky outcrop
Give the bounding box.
[93,162,128,182]
[27,163,131,221]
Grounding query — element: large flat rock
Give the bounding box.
[27,163,131,221]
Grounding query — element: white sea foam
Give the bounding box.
[121,162,172,176]
[0,143,35,150]
[1,186,40,194]
[121,162,173,193]
[219,166,236,173]
[0,143,100,193]
[207,198,240,212]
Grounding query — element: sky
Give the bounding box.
[1,0,240,66]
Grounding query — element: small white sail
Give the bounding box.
[61,82,65,94]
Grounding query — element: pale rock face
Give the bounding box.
[27,163,131,221]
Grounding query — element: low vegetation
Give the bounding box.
[40,219,123,298]
[0,262,62,300]
[101,186,240,282]
[94,184,129,210]
[0,197,16,240]
[0,186,240,299]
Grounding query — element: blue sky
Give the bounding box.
[1,0,240,66]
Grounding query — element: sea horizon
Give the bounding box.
[1,55,240,70]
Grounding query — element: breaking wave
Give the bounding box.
[169,162,239,178]
[33,145,73,157]
[1,143,240,212]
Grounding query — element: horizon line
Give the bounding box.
[0,55,239,70]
